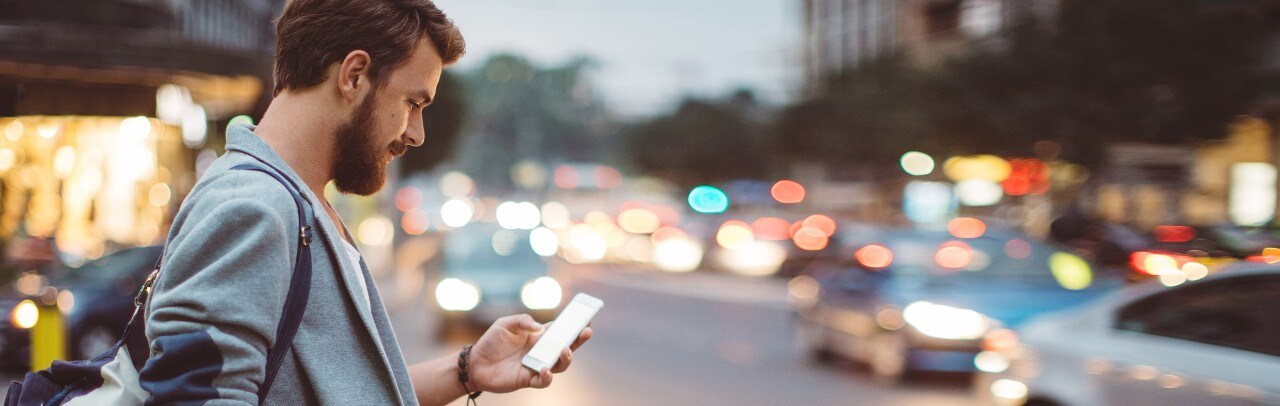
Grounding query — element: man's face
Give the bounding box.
[332,39,445,196]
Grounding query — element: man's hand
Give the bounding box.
[467,314,593,393]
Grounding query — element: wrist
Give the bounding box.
[457,345,483,403]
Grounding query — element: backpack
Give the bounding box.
[5,163,316,406]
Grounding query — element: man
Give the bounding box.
[140,0,592,404]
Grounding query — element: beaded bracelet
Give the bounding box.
[457,344,482,406]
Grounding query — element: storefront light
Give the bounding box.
[54,146,75,179]
[182,105,208,148]
[119,116,152,141]
[5,120,24,141]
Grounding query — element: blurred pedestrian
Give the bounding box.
[141,1,591,404]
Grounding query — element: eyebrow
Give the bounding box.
[412,90,434,105]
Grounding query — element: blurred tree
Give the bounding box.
[625,95,769,188]
[454,54,613,191]
[399,70,467,177]
[773,59,941,176]
[778,0,1272,169]
[935,0,1270,165]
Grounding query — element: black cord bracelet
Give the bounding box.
[457,344,482,406]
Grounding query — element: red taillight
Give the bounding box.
[983,328,1019,352]
[1154,225,1196,243]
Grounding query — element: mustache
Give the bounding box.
[389,140,409,156]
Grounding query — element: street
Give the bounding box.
[383,264,979,406]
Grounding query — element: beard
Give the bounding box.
[332,92,408,196]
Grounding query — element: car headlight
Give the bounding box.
[521,277,562,310]
[436,278,481,311]
[11,299,38,329]
[902,301,992,340]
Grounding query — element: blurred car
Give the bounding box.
[430,225,565,337]
[0,245,160,370]
[790,228,1123,384]
[1052,220,1274,282]
[975,263,1280,406]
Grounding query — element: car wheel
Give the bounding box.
[77,326,117,359]
[868,331,908,385]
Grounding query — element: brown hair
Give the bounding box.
[272,0,465,96]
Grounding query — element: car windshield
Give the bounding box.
[443,228,542,270]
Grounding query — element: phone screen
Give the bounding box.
[527,301,595,365]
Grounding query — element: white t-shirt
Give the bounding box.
[342,239,373,311]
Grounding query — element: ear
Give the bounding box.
[337,50,372,103]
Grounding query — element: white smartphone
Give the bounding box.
[521,293,602,372]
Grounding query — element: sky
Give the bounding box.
[435,0,803,117]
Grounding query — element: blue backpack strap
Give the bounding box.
[229,164,314,404]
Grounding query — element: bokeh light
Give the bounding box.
[947,217,986,239]
[570,224,608,261]
[530,227,559,257]
[856,244,894,269]
[944,155,1012,182]
[770,180,806,204]
[1004,239,1032,259]
[716,221,755,250]
[497,201,541,230]
[401,210,430,235]
[228,114,255,127]
[801,214,837,237]
[440,198,474,228]
[395,186,423,212]
[1182,262,1209,281]
[1049,252,1093,290]
[618,208,661,234]
[554,165,580,189]
[688,186,730,214]
[792,228,829,251]
[540,202,571,229]
[900,151,936,176]
[594,165,624,189]
[751,217,792,241]
[653,237,703,272]
[955,179,1004,206]
[936,241,974,269]
[357,216,394,246]
[440,171,476,198]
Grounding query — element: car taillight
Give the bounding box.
[1130,251,1194,276]
[982,328,1019,352]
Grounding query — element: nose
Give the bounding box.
[405,111,425,147]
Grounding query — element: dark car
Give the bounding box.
[0,245,160,370]
[429,224,565,337]
[790,228,1123,384]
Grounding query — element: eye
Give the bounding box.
[408,100,423,110]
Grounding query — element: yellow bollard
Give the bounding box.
[28,300,67,371]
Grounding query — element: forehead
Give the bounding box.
[387,38,444,90]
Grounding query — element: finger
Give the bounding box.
[551,347,572,374]
[497,314,543,334]
[529,367,554,389]
[569,327,593,351]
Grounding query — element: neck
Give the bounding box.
[253,90,338,201]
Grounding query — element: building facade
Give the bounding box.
[0,0,283,265]
[801,0,1057,93]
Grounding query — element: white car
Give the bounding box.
[974,263,1280,405]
